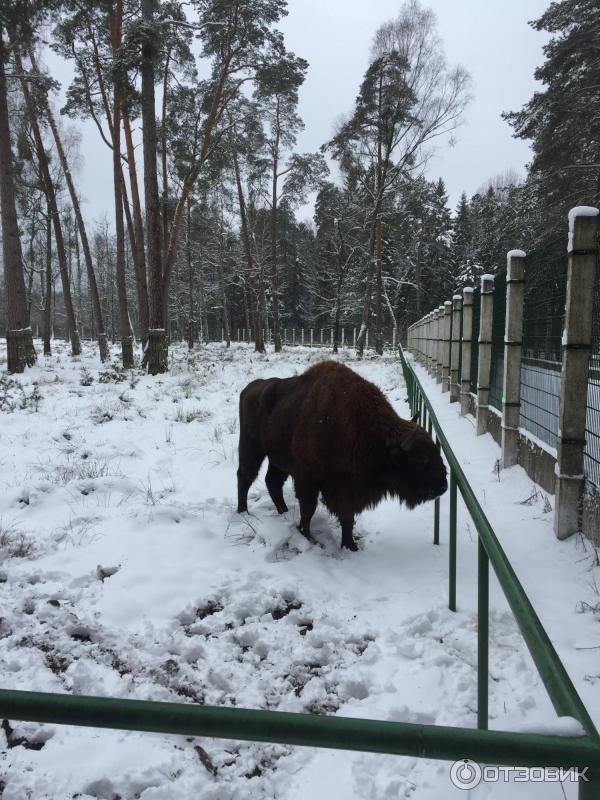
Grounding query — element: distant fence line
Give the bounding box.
[36,326,399,353]
[407,208,600,545]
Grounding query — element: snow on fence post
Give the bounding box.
[435,307,444,383]
[450,296,462,402]
[476,275,495,435]
[441,301,452,393]
[555,207,599,539]
[460,288,474,416]
[501,250,526,468]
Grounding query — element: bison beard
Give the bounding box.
[237,361,448,551]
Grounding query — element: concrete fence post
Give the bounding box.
[310,329,313,348]
[476,275,495,435]
[430,313,438,377]
[429,314,435,374]
[501,250,526,468]
[442,301,452,393]
[450,295,462,402]
[460,288,474,416]
[436,307,444,383]
[424,315,430,371]
[555,207,599,539]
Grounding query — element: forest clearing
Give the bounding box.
[1,341,599,798]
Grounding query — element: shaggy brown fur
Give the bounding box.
[237,361,447,551]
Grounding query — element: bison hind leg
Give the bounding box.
[294,476,319,540]
[265,462,289,514]
[237,443,265,513]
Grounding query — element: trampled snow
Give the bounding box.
[0,341,598,799]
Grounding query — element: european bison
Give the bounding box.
[237,361,447,551]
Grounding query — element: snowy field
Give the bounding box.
[0,341,599,800]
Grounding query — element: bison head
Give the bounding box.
[386,414,448,508]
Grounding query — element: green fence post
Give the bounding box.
[579,774,600,799]
[449,470,457,612]
[434,436,441,546]
[478,538,489,730]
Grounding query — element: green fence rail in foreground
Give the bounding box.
[1,348,600,797]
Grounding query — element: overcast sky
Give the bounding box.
[45,0,550,228]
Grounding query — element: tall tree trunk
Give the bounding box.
[28,48,108,361]
[109,1,134,368]
[270,98,282,352]
[355,208,380,358]
[415,217,424,318]
[186,200,194,350]
[232,144,264,354]
[16,50,80,356]
[217,206,230,347]
[373,72,384,356]
[161,57,231,310]
[0,32,36,372]
[44,202,52,355]
[122,106,149,346]
[374,214,383,355]
[333,276,342,354]
[161,47,171,270]
[141,0,167,373]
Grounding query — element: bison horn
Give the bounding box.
[401,422,419,452]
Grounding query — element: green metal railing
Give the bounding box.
[402,346,600,796]
[1,349,599,796]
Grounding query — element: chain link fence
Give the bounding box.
[584,254,600,488]
[519,239,568,451]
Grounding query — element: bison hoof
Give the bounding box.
[342,538,359,552]
[237,505,248,514]
[276,503,288,514]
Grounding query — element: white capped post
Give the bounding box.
[555,207,599,539]
[460,288,474,416]
[450,295,462,402]
[476,275,495,435]
[501,250,526,468]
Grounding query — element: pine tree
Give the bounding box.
[504,0,600,239]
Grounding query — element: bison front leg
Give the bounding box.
[265,462,289,514]
[340,514,358,552]
[294,476,318,540]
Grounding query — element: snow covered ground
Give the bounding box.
[0,341,598,799]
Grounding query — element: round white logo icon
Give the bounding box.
[450,759,483,790]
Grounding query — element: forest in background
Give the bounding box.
[0,0,597,373]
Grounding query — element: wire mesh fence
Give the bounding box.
[470,288,481,393]
[519,239,568,450]
[489,271,506,412]
[584,253,600,488]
